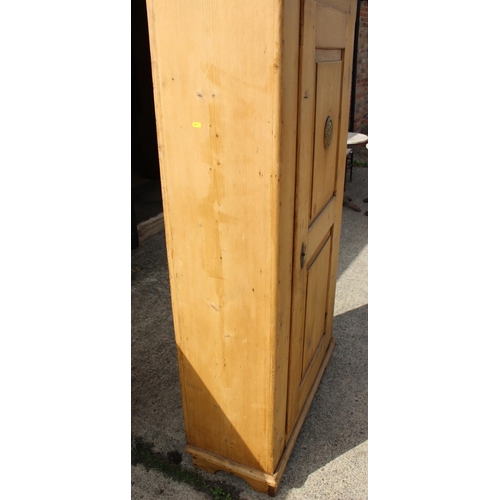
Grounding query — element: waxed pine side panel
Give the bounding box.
[146,0,286,474]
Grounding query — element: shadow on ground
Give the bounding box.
[278,303,368,494]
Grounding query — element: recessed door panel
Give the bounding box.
[310,60,343,222]
[301,234,332,377]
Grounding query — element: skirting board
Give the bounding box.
[137,212,164,242]
[186,337,336,496]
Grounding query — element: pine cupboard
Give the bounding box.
[145,0,358,494]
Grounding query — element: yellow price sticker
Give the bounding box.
[192,122,202,128]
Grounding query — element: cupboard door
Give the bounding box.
[286,0,357,436]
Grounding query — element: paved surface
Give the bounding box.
[131,164,368,499]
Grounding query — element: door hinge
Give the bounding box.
[300,243,306,269]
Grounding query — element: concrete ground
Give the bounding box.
[131,159,368,499]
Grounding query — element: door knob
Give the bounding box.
[324,116,333,150]
[300,243,306,269]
